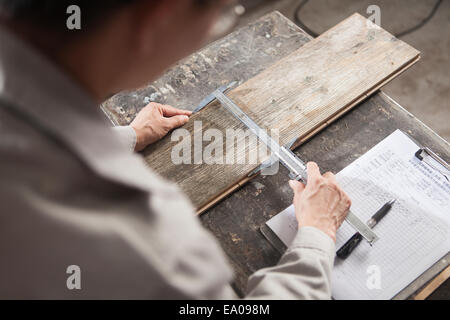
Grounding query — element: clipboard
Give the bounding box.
[260,130,450,299]
[399,137,450,299]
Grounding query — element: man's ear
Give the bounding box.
[130,0,180,55]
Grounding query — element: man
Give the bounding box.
[0,0,351,299]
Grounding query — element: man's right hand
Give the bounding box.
[289,162,351,242]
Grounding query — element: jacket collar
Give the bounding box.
[0,27,160,192]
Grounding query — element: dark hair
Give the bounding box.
[0,0,217,32]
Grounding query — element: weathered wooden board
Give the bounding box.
[140,13,420,210]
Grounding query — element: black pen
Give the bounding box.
[336,199,396,259]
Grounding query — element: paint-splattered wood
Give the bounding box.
[102,11,310,125]
[139,13,420,210]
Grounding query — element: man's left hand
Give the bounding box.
[130,102,192,152]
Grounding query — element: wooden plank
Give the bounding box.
[197,55,419,215]
[142,13,420,210]
[414,266,450,300]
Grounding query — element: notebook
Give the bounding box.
[265,130,450,299]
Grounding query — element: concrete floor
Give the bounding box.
[239,0,450,141]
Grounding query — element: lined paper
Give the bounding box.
[266,130,450,299]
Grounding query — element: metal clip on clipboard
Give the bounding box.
[415,147,450,182]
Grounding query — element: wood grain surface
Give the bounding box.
[142,13,420,210]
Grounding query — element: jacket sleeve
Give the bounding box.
[112,126,136,152]
[245,226,336,300]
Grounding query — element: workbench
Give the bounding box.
[102,11,450,299]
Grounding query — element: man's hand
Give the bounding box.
[289,162,351,242]
[130,102,192,152]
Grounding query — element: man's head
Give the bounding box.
[0,0,230,101]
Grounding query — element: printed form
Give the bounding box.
[266,130,450,299]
